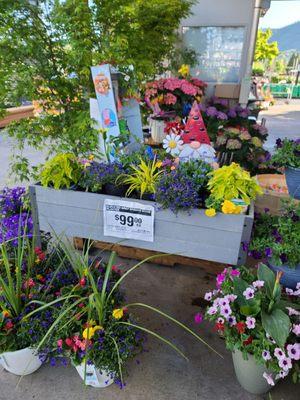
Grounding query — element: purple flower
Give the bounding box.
[230,269,240,277]
[204,292,212,301]
[220,305,232,317]
[292,324,300,335]
[274,348,285,360]
[194,313,203,324]
[227,315,237,326]
[216,111,228,121]
[253,280,264,289]
[246,316,256,329]
[276,138,283,148]
[287,344,300,361]
[280,253,288,264]
[265,247,273,258]
[207,306,218,315]
[227,108,237,118]
[243,287,255,300]
[276,370,288,379]
[262,350,271,361]
[216,273,225,288]
[206,106,218,117]
[278,357,292,371]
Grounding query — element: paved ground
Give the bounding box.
[259,99,300,151]
[0,256,298,400]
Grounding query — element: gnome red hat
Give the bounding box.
[181,101,211,145]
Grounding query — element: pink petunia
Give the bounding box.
[243,287,255,300]
[276,370,288,379]
[252,280,264,289]
[230,269,240,277]
[204,292,213,301]
[207,306,218,315]
[246,317,256,329]
[262,350,271,361]
[292,324,300,336]
[220,305,232,318]
[278,357,292,371]
[286,307,300,316]
[274,348,286,360]
[216,273,225,288]
[194,313,203,324]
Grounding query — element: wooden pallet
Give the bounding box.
[73,237,226,274]
[0,105,34,128]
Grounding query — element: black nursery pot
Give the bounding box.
[103,183,128,197]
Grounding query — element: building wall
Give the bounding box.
[181,0,257,100]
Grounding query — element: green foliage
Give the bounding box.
[206,162,263,207]
[205,265,299,381]
[118,158,163,197]
[271,138,300,168]
[249,200,300,267]
[40,153,83,189]
[0,0,193,181]
[254,29,279,65]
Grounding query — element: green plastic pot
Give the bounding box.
[232,350,273,395]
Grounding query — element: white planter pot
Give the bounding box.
[0,347,42,376]
[149,118,165,143]
[75,362,114,388]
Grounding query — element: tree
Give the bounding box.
[254,29,279,65]
[0,0,193,181]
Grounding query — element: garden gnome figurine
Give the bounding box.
[179,101,216,164]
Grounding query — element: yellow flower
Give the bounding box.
[233,206,242,214]
[82,327,95,339]
[89,319,96,326]
[93,325,103,334]
[35,257,40,264]
[178,64,190,77]
[83,268,89,276]
[2,310,10,318]
[205,208,216,217]
[156,161,163,168]
[222,200,237,214]
[112,308,124,320]
[88,155,94,161]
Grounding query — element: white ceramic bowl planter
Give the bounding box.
[0,347,42,376]
[75,362,114,388]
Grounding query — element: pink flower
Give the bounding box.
[246,317,256,329]
[216,273,225,288]
[287,344,300,361]
[243,287,255,300]
[204,292,213,301]
[230,269,240,277]
[286,307,300,316]
[292,323,300,336]
[276,370,288,379]
[262,350,271,361]
[217,317,225,324]
[57,339,63,348]
[252,280,264,289]
[225,294,237,303]
[194,313,203,324]
[181,81,197,96]
[278,357,292,371]
[263,372,275,386]
[220,305,232,318]
[164,93,177,105]
[218,298,229,307]
[274,347,286,360]
[164,78,182,91]
[207,306,218,315]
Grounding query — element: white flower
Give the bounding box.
[207,306,218,315]
[276,370,288,380]
[286,288,294,295]
[243,287,255,300]
[246,316,256,329]
[220,305,232,318]
[278,357,292,371]
[204,292,212,301]
[274,348,286,360]
[263,372,275,386]
[162,133,183,156]
[252,280,264,289]
[262,350,271,361]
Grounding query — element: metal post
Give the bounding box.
[28,185,42,247]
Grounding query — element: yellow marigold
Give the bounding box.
[178,64,190,77]
[112,308,124,320]
[205,208,216,217]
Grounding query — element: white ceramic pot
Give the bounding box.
[149,118,165,143]
[0,347,42,376]
[75,362,114,388]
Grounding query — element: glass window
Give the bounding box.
[182,26,245,83]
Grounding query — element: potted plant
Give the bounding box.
[79,160,127,196]
[40,153,83,190]
[271,138,300,199]
[205,162,263,214]
[117,157,163,200]
[31,240,219,388]
[0,233,67,375]
[204,264,300,395]
[247,201,300,289]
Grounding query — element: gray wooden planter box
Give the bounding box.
[29,185,254,266]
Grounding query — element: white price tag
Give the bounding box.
[103,199,154,242]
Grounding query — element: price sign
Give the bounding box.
[103,199,154,242]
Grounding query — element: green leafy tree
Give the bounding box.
[254,29,279,65]
[0,0,193,181]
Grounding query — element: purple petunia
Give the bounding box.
[243,287,255,300]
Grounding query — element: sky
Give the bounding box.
[259,0,300,29]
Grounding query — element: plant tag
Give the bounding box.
[104,199,155,242]
[84,364,100,387]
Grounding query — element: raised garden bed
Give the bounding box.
[30,185,254,266]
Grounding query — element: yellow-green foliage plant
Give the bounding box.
[118,158,163,198]
[207,163,263,205]
[40,153,83,190]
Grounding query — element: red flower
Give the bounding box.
[34,247,42,255]
[243,336,253,346]
[78,303,85,308]
[214,322,225,332]
[4,321,14,330]
[79,277,86,287]
[38,252,46,261]
[24,278,35,289]
[236,322,246,334]
[65,338,73,347]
